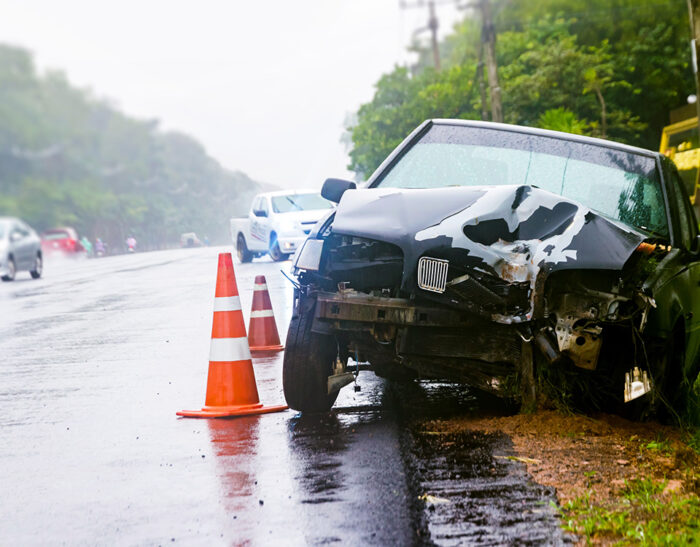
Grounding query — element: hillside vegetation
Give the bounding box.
[0,45,260,249]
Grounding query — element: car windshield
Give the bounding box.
[271,193,332,213]
[42,231,71,240]
[376,124,668,237]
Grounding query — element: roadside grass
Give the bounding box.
[558,477,700,544]
[688,427,700,454]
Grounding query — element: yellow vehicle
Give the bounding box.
[660,115,700,208]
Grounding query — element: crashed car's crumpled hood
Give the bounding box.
[331,185,648,306]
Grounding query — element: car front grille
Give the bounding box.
[417,257,449,293]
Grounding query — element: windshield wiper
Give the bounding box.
[285,196,303,211]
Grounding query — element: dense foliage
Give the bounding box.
[0,45,260,249]
[348,0,694,179]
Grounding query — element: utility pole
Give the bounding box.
[478,0,502,122]
[476,41,488,120]
[428,1,441,71]
[400,0,444,71]
[688,0,700,127]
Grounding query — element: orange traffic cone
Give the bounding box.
[248,275,284,353]
[177,253,287,418]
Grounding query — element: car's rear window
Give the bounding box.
[376,125,668,237]
[42,231,70,240]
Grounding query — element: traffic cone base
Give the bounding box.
[250,344,284,352]
[248,276,284,353]
[176,403,288,419]
[178,253,287,419]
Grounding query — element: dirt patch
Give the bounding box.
[419,410,700,543]
[422,411,698,505]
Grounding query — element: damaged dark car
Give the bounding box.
[283,119,700,417]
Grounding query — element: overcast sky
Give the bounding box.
[0,0,465,189]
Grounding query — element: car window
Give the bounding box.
[42,231,70,240]
[668,162,698,249]
[376,125,669,237]
[271,193,332,213]
[260,197,269,215]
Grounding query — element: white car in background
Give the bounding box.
[0,217,43,281]
[231,190,334,262]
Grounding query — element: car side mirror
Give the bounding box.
[322,178,356,203]
[10,232,22,242]
[254,209,267,218]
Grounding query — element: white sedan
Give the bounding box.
[0,217,43,281]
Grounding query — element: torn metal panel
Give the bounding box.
[331,184,647,323]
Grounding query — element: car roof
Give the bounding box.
[431,119,660,159]
[258,189,322,198]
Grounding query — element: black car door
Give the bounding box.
[664,162,700,371]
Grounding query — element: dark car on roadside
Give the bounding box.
[40,227,86,257]
[0,217,43,281]
[283,119,700,418]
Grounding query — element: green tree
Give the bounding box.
[349,1,692,176]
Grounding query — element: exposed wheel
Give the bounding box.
[1,257,16,281]
[283,295,339,412]
[658,326,698,423]
[268,233,288,262]
[30,253,42,279]
[625,326,693,423]
[237,234,253,263]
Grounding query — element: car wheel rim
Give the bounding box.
[270,237,281,260]
[8,260,15,278]
[35,256,42,274]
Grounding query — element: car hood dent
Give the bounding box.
[331,185,648,322]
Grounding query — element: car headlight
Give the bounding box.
[294,239,324,271]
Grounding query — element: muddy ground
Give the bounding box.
[419,409,700,543]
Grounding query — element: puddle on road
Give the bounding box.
[194,359,569,546]
[287,413,349,505]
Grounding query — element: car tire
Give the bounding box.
[1,257,16,282]
[658,326,698,423]
[237,234,253,263]
[283,295,339,412]
[626,325,693,423]
[30,253,42,279]
[268,233,288,262]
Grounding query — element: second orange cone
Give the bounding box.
[248,275,284,353]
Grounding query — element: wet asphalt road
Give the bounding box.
[0,247,567,545]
